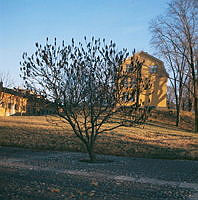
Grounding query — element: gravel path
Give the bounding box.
[0,146,198,200]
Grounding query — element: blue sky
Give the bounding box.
[0,0,169,86]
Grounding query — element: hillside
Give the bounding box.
[150,108,194,131]
[0,110,197,160]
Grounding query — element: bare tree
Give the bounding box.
[181,80,193,111]
[149,27,189,126]
[20,37,150,161]
[150,0,198,132]
[167,85,176,109]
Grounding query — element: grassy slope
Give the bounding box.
[0,112,197,160]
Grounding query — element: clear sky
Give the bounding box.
[0,0,169,87]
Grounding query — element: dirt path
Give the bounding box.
[0,146,198,199]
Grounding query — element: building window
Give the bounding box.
[120,78,129,88]
[195,60,198,78]
[1,102,5,108]
[22,106,26,111]
[122,92,129,102]
[129,93,135,102]
[15,104,19,110]
[129,77,137,88]
[8,103,11,109]
[149,65,158,73]
[124,78,129,88]
[126,64,133,72]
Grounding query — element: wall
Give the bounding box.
[121,51,168,108]
[0,91,27,116]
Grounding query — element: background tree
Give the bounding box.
[181,77,193,111]
[150,0,198,132]
[149,26,189,126]
[167,85,176,109]
[20,37,150,161]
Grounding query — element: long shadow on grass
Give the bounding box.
[0,124,197,161]
[145,120,193,134]
[0,119,54,128]
[95,137,198,160]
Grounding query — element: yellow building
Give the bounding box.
[0,83,56,116]
[0,82,27,116]
[122,51,168,108]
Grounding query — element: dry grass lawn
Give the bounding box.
[0,114,197,160]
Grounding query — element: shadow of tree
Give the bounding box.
[145,120,193,134]
[0,117,197,161]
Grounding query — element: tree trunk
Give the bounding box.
[86,143,96,162]
[194,96,198,133]
[176,105,180,127]
[87,147,96,162]
[175,89,180,127]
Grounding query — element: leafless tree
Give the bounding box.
[20,37,150,161]
[181,78,194,111]
[150,0,198,132]
[167,85,176,109]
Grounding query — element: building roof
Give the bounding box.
[125,51,169,78]
[137,51,164,65]
[0,86,27,99]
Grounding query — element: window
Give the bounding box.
[129,77,137,88]
[125,79,129,87]
[121,78,129,88]
[129,93,135,102]
[149,65,158,74]
[195,59,198,67]
[22,106,26,111]
[8,103,11,109]
[15,104,19,110]
[122,92,129,102]
[195,60,198,78]
[126,64,133,72]
[1,102,5,108]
